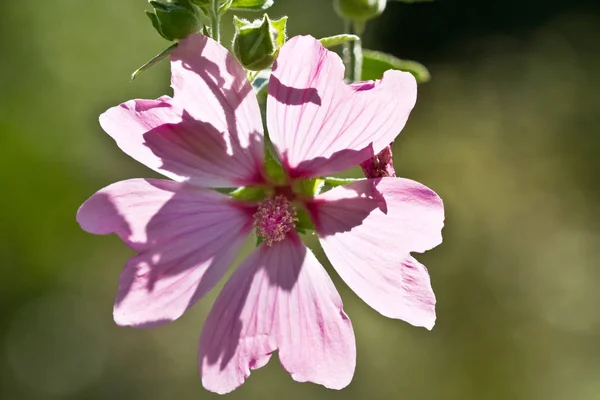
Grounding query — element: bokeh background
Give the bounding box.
[2,0,600,399]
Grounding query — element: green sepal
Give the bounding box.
[319,34,360,49]
[230,0,274,11]
[293,178,325,197]
[227,186,266,201]
[131,43,178,81]
[295,207,316,233]
[362,49,431,83]
[270,16,287,48]
[323,177,364,188]
[264,141,285,184]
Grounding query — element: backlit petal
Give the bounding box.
[99,34,264,187]
[310,177,444,329]
[199,236,355,394]
[267,36,417,179]
[77,178,252,327]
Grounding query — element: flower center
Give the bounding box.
[253,195,298,246]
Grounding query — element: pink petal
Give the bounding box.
[99,34,265,188]
[267,35,417,179]
[77,178,253,328]
[199,236,355,394]
[309,177,444,329]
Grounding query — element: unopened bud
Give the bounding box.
[334,0,386,21]
[146,0,204,41]
[232,15,287,71]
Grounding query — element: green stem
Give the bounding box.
[211,0,221,43]
[343,20,364,82]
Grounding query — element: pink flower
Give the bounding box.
[77,34,444,394]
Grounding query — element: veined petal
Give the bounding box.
[267,35,417,179]
[99,34,265,188]
[199,236,355,394]
[77,178,253,328]
[309,178,444,329]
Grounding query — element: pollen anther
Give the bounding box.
[253,195,298,246]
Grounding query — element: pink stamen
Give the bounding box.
[253,195,298,246]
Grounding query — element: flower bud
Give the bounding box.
[146,0,204,41]
[333,0,386,21]
[232,15,287,71]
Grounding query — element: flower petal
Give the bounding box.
[99,34,265,188]
[309,177,444,329]
[77,178,253,328]
[267,35,417,179]
[199,236,355,394]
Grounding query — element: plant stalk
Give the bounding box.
[211,0,221,43]
[343,20,364,82]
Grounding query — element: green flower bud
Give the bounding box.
[232,15,287,71]
[333,0,386,21]
[146,0,204,41]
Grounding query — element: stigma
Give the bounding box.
[253,195,298,246]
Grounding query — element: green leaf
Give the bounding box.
[319,34,360,49]
[230,0,274,11]
[131,43,178,81]
[362,49,430,83]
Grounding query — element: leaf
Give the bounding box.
[131,43,178,81]
[362,49,430,83]
[230,0,274,11]
[319,34,360,49]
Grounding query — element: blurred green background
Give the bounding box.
[1,0,600,399]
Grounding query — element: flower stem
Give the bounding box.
[343,20,365,82]
[211,0,221,43]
